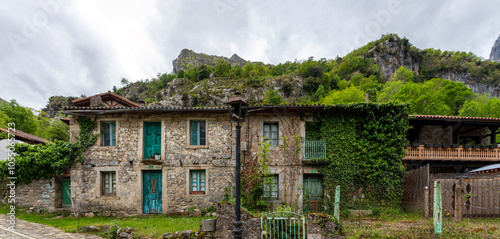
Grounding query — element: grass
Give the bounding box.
[342,207,500,238]
[0,205,214,238]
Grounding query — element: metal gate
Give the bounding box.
[260,210,306,239]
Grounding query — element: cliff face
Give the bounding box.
[369,38,420,80]
[172,49,249,73]
[490,34,500,62]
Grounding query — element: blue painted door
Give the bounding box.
[143,171,162,214]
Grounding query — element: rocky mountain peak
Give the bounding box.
[172,49,250,73]
[490,34,500,62]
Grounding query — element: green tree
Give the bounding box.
[459,95,500,118]
[315,84,327,100]
[214,59,231,77]
[393,66,414,82]
[319,86,365,104]
[242,62,255,78]
[262,89,283,105]
[0,100,38,134]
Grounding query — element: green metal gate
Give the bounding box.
[260,210,306,239]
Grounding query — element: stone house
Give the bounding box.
[29,92,323,216]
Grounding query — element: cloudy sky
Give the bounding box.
[1,0,500,110]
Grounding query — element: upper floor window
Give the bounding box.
[101,121,116,146]
[190,120,206,146]
[144,122,161,159]
[264,122,279,146]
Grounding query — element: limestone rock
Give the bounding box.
[490,34,500,62]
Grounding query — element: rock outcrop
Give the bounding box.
[490,34,500,62]
[172,49,250,73]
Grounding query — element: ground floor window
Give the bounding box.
[263,174,279,199]
[102,172,116,195]
[190,170,206,194]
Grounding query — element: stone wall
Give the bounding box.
[240,113,313,209]
[420,125,491,145]
[69,112,234,215]
[15,178,59,211]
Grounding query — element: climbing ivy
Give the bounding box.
[0,117,98,184]
[308,103,410,210]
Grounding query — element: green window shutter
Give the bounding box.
[110,122,116,146]
[199,121,206,145]
[190,121,199,145]
[154,122,161,155]
[144,122,161,158]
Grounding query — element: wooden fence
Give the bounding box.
[402,170,500,218]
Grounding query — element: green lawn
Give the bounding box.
[0,205,214,238]
[342,208,500,238]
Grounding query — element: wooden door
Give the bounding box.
[143,171,162,214]
[62,178,71,207]
[303,174,323,212]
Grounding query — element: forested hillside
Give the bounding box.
[4,33,500,142]
[114,34,500,117]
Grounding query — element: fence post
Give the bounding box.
[454,182,462,222]
[334,185,340,222]
[423,186,429,218]
[433,181,442,236]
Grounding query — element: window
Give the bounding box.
[102,172,116,195]
[190,170,206,194]
[263,174,279,199]
[264,122,279,146]
[101,121,116,146]
[190,120,206,146]
[144,122,161,158]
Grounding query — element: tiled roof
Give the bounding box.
[0,128,48,144]
[411,115,500,122]
[72,91,143,108]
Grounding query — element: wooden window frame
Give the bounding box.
[263,174,279,199]
[264,122,279,146]
[101,121,116,146]
[102,171,116,195]
[186,118,210,149]
[189,170,206,195]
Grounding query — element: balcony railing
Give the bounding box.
[304,140,326,160]
[404,145,500,161]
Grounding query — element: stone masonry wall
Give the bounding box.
[69,112,234,215]
[15,178,58,211]
[420,125,491,145]
[239,112,317,210]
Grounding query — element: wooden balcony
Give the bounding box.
[404,145,500,161]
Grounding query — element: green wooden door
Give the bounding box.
[303,174,323,212]
[62,178,71,207]
[143,171,162,214]
[144,122,161,159]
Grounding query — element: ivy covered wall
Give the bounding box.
[307,103,410,210]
